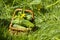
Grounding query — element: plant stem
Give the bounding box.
[46,0,60,8]
[12,0,15,6]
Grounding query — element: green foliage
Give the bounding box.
[30,0,41,5]
[0,0,60,40]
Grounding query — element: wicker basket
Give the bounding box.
[9,8,34,32]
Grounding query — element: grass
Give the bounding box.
[0,0,60,40]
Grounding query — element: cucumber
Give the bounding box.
[13,24,26,28]
[26,15,32,20]
[21,19,34,28]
